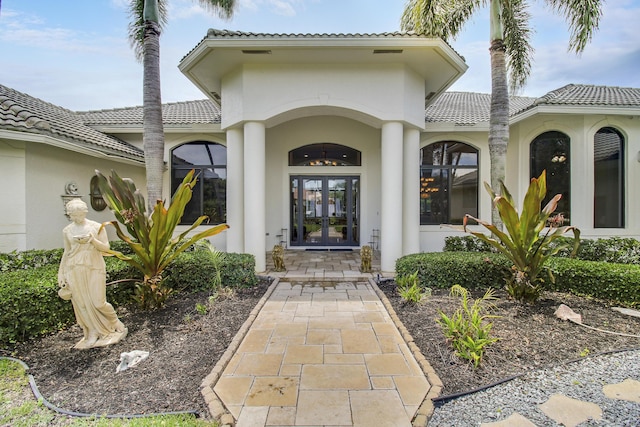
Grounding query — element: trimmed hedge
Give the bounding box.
[164,250,258,292]
[547,257,640,308]
[395,252,512,291]
[1,246,258,346]
[396,251,640,308]
[444,235,640,265]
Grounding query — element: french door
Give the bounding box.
[290,176,359,246]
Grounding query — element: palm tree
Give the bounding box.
[401,0,602,228]
[127,0,236,208]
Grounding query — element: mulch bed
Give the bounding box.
[5,278,640,418]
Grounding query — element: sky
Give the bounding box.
[1,0,640,111]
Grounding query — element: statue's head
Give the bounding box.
[66,199,89,216]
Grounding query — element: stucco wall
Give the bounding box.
[25,143,145,250]
[0,139,27,252]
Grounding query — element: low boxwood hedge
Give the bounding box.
[396,251,639,308]
[547,257,640,307]
[395,252,512,291]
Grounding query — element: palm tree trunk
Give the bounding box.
[488,38,508,230]
[142,19,165,209]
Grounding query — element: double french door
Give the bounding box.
[290,176,359,246]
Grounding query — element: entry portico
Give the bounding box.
[179,31,467,272]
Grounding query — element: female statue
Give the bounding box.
[58,199,127,349]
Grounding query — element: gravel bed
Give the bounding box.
[429,349,640,427]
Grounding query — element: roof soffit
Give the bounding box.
[179,33,468,105]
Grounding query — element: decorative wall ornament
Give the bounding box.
[61,181,84,219]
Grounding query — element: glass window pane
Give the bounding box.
[594,127,624,228]
[450,168,478,223]
[289,143,361,166]
[420,169,448,224]
[420,142,478,225]
[530,131,571,223]
[171,142,227,225]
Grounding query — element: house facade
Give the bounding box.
[1,31,639,272]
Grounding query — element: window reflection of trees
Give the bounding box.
[594,127,624,228]
[530,131,570,223]
[172,142,226,225]
[420,142,478,225]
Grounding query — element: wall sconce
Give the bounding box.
[61,181,83,219]
[90,175,107,211]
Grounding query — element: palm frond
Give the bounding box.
[501,0,533,92]
[546,0,603,53]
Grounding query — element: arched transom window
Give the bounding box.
[171,141,226,225]
[289,143,361,166]
[420,141,478,225]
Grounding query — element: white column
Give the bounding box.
[380,122,404,272]
[226,127,244,253]
[243,121,266,272]
[403,127,420,255]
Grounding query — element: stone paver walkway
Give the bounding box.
[202,278,438,427]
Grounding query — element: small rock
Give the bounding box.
[611,307,640,319]
[555,304,582,323]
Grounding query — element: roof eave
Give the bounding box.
[0,129,145,166]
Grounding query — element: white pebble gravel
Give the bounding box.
[429,349,640,427]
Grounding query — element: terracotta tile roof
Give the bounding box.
[0,84,144,162]
[530,84,640,107]
[425,92,536,125]
[78,99,221,125]
[426,85,640,125]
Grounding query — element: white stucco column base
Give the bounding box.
[403,127,420,255]
[380,122,404,272]
[226,127,244,253]
[243,122,266,272]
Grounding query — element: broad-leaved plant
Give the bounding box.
[96,169,228,309]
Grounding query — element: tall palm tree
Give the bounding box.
[128,0,236,208]
[401,0,602,228]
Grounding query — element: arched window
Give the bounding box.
[289,143,361,166]
[530,131,571,223]
[420,141,478,225]
[172,142,226,225]
[594,127,624,228]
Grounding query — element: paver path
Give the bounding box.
[202,279,435,427]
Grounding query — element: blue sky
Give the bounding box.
[1,0,639,111]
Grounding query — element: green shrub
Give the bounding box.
[396,252,512,290]
[164,250,257,293]
[0,248,64,272]
[447,235,640,265]
[0,245,257,345]
[0,266,73,345]
[396,270,431,304]
[444,236,496,253]
[547,257,640,307]
[438,285,500,367]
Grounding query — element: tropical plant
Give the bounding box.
[401,0,603,228]
[127,0,236,207]
[396,270,431,304]
[463,171,580,303]
[96,169,228,309]
[438,284,500,368]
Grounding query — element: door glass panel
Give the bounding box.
[290,178,299,244]
[303,179,323,244]
[327,179,347,244]
[352,178,359,244]
[291,176,359,246]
